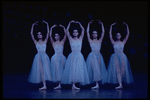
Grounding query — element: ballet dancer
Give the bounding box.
[107,22,134,89]
[86,20,107,89]
[49,24,67,89]
[28,20,52,90]
[61,20,90,90]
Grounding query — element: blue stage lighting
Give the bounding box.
[87,14,92,19]
[43,7,47,10]
[129,48,136,55]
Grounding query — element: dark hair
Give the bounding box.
[114,32,123,41]
[72,29,80,38]
[35,32,45,41]
[53,33,61,41]
[91,30,101,40]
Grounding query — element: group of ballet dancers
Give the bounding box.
[28,19,134,90]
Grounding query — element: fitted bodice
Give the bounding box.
[36,43,46,53]
[54,44,64,54]
[70,39,82,52]
[90,42,101,53]
[113,42,124,54]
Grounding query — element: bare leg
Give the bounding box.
[39,58,47,90]
[121,55,125,76]
[72,82,80,90]
[91,81,99,89]
[39,81,47,90]
[54,81,61,89]
[115,67,123,89]
[115,73,123,89]
[115,55,123,89]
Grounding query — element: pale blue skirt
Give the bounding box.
[28,53,52,83]
[61,52,90,85]
[107,53,134,84]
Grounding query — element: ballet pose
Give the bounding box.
[49,24,67,89]
[61,20,90,90]
[28,20,52,90]
[107,22,134,89]
[86,20,107,89]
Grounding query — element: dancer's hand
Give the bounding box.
[111,22,116,26]
[51,24,57,28]
[59,24,65,28]
[32,21,38,26]
[42,20,48,24]
[69,20,75,23]
[97,20,102,24]
[123,22,128,26]
[75,21,80,24]
[88,20,93,24]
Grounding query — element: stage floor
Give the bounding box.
[3,73,148,99]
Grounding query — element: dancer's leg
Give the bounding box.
[72,82,80,90]
[91,81,99,89]
[115,55,123,89]
[39,58,47,90]
[54,81,61,89]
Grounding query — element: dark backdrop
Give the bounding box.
[2,1,148,75]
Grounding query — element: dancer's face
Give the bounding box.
[73,29,79,37]
[92,31,98,39]
[116,33,121,40]
[55,33,60,41]
[37,32,43,39]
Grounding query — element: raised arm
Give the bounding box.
[87,20,93,43]
[42,20,49,43]
[59,24,67,43]
[109,22,116,45]
[122,22,130,44]
[66,20,75,40]
[76,21,85,40]
[97,20,105,42]
[30,21,38,44]
[49,24,57,44]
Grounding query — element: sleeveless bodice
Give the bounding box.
[113,42,124,54]
[54,44,64,54]
[70,39,82,52]
[36,43,46,53]
[90,42,101,53]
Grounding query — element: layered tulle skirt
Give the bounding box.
[107,53,134,84]
[28,53,52,83]
[50,53,66,82]
[61,52,90,85]
[86,52,107,84]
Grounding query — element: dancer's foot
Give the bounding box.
[115,85,123,89]
[54,84,61,89]
[39,86,47,91]
[72,85,80,90]
[91,84,99,89]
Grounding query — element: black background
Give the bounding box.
[2,1,148,75]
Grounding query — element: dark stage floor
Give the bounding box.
[3,73,148,99]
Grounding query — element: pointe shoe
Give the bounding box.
[91,84,99,89]
[115,85,123,89]
[39,86,47,91]
[54,85,61,89]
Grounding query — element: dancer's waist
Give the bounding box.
[37,51,46,54]
[92,50,100,54]
[71,50,81,54]
[114,52,124,55]
[55,51,63,54]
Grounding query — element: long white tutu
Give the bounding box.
[28,53,52,83]
[50,54,66,82]
[61,52,90,85]
[107,53,134,84]
[86,52,107,84]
